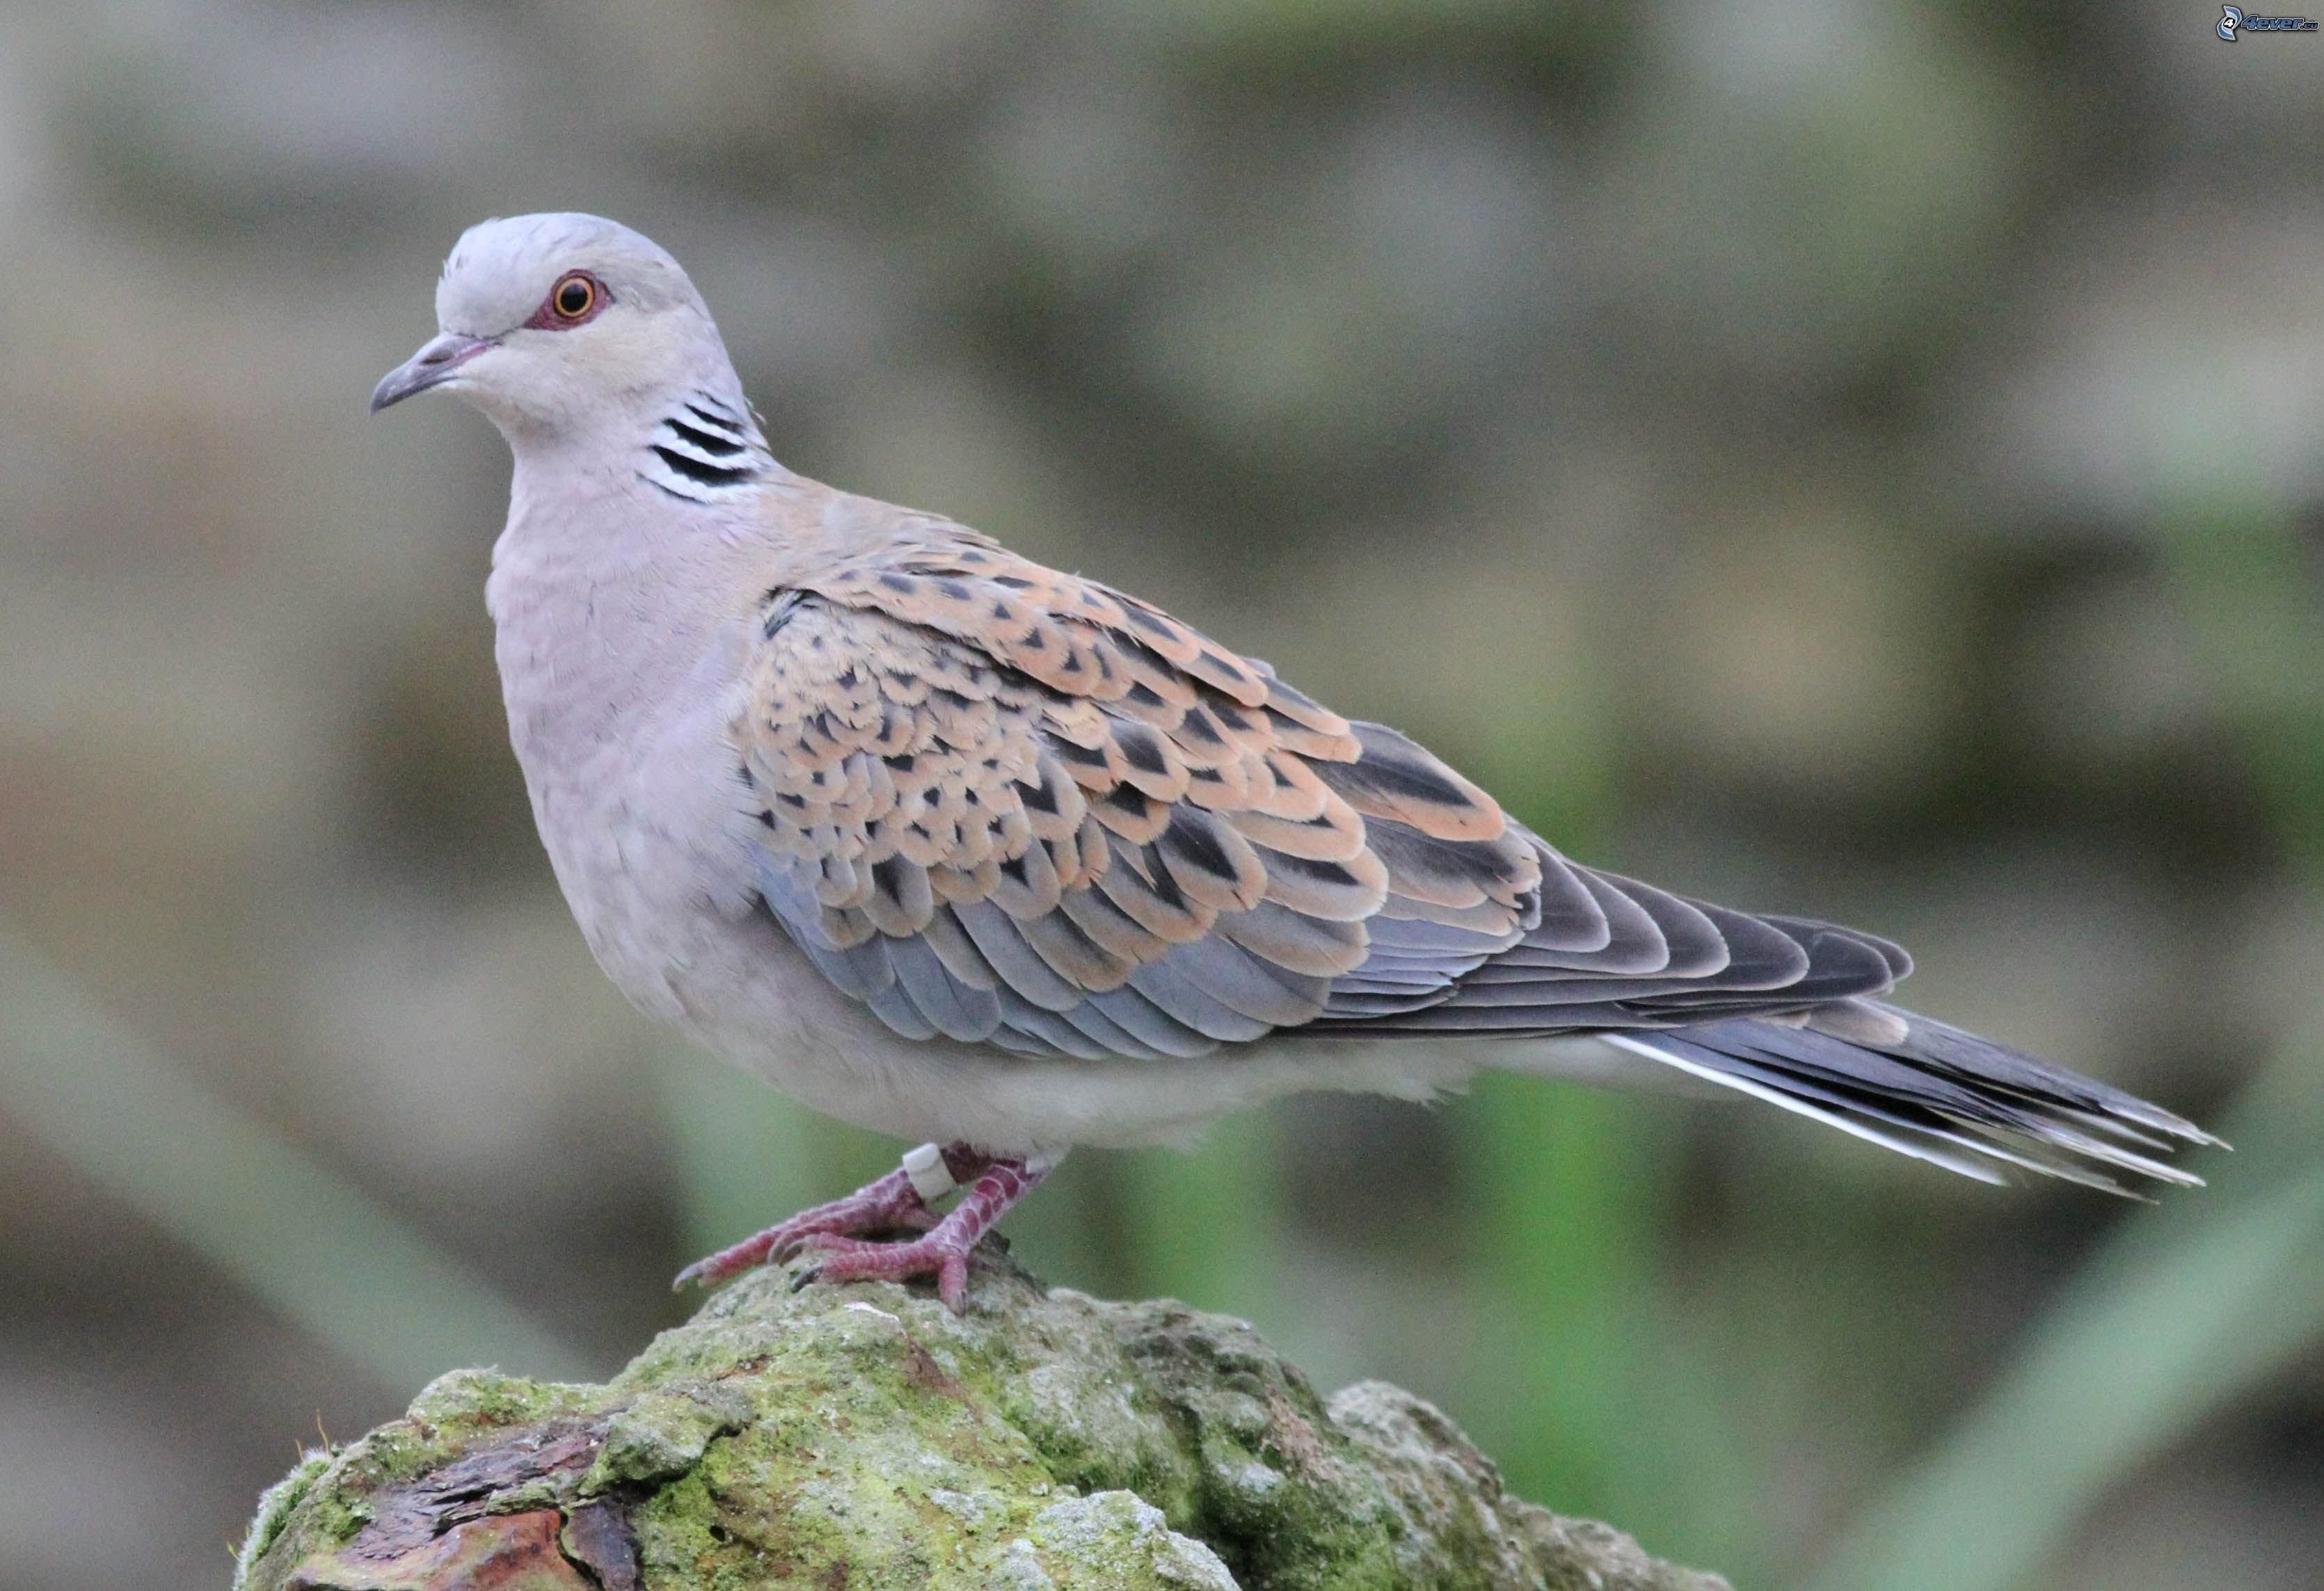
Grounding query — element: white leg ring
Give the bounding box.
[901,1142,957,1204]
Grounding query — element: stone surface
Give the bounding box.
[236,1251,1728,1590]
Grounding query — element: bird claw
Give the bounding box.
[679,1150,1049,1313]
[672,1166,937,1291]
[793,1230,977,1311]
[768,1205,937,1265]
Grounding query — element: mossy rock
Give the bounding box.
[237,1250,1728,1590]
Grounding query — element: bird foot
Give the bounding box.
[790,1228,985,1311]
[673,1163,946,1291]
[791,1154,1053,1311]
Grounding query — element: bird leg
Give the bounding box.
[672,1143,993,1291]
[792,1153,1056,1311]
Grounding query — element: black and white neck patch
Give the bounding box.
[639,390,773,502]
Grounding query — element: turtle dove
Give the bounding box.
[372,214,2215,1309]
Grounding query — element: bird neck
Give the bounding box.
[632,385,778,505]
[493,384,778,605]
[487,430,777,805]
[488,366,779,682]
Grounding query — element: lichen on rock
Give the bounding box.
[236,1249,1728,1590]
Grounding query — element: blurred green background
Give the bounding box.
[3,2,2321,1586]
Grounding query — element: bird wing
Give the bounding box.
[735,528,1907,1062]
[732,519,2215,1191]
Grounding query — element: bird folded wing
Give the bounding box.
[735,535,1916,1062]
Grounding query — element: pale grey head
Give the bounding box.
[371,213,749,448]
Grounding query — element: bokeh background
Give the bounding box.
[3,2,2322,1586]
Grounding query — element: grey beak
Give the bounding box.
[369,332,498,413]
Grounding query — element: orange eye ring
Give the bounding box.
[525,271,608,331]
[550,272,597,321]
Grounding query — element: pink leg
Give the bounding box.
[672,1147,994,1291]
[794,1155,1052,1311]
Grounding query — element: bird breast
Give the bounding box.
[484,485,769,1031]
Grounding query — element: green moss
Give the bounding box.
[239,1253,1728,1590]
[584,1384,753,1492]
[404,1366,591,1435]
[233,1448,331,1591]
[632,1470,737,1587]
[1011,1491,1237,1588]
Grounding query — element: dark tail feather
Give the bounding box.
[1607,999,2220,1194]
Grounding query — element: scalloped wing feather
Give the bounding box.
[737,532,1927,1062]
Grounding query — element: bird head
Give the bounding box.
[370,213,733,441]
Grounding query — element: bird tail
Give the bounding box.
[1602,998,2221,1194]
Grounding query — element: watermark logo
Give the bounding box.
[2220,6,2318,38]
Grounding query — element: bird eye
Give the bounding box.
[520,271,609,331]
[550,273,596,321]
